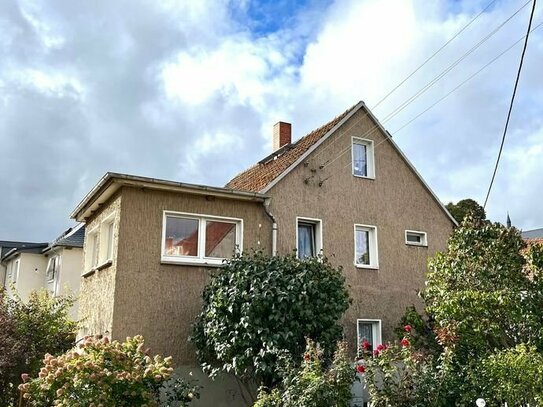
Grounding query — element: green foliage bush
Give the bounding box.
[471,344,543,405]
[254,340,355,407]
[20,335,200,407]
[191,252,351,391]
[0,290,77,406]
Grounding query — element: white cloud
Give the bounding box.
[1,0,542,239]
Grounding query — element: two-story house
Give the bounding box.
[72,101,455,406]
[1,225,84,317]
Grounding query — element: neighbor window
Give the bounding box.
[8,259,20,285]
[162,211,242,265]
[352,138,375,178]
[405,230,427,246]
[296,217,322,258]
[357,319,382,353]
[46,256,59,283]
[354,224,378,268]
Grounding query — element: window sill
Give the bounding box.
[82,260,113,278]
[405,243,428,247]
[352,174,375,180]
[161,258,225,268]
[354,263,379,270]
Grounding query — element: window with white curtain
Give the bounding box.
[296,218,322,259]
[352,137,375,178]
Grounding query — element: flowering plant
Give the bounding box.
[359,325,438,407]
[19,335,199,407]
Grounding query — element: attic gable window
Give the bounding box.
[352,137,375,178]
[162,211,242,266]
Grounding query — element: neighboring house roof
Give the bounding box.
[1,242,49,262]
[0,240,38,258]
[43,223,85,253]
[522,228,543,239]
[226,101,457,226]
[71,172,268,222]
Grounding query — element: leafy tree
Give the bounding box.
[254,340,355,407]
[20,335,200,406]
[445,198,486,223]
[0,290,77,406]
[190,252,350,403]
[424,217,543,359]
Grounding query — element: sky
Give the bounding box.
[0,0,542,241]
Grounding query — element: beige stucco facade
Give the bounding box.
[265,108,454,349]
[78,187,272,364]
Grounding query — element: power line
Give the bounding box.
[483,0,537,208]
[371,0,499,110]
[310,0,499,162]
[318,20,543,184]
[318,0,531,170]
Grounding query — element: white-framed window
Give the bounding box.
[296,217,323,259]
[354,224,378,269]
[7,259,20,285]
[99,215,115,264]
[85,228,99,272]
[46,255,60,283]
[161,211,242,266]
[352,137,375,178]
[405,230,427,246]
[357,319,382,353]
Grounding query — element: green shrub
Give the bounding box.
[19,335,200,407]
[467,344,543,405]
[191,252,350,392]
[0,289,77,406]
[254,340,356,407]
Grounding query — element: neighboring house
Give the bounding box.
[72,101,455,406]
[1,240,40,290]
[1,242,49,300]
[42,223,85,317]
[522,227,543,239]
[1,225,84,315]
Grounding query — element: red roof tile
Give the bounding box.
[225,103,359,192]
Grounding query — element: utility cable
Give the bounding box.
[483,0,537,208]
[318,20,543,184]
[311,0,514,162]
[318,0,531,170]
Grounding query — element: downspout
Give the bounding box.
[263,198,278,256]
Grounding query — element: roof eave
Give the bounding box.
[71,172,269,222]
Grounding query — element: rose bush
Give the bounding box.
[254,340,355,407]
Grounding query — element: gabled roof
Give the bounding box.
[522,228,543,239]
[43,223,85,253]
[0,240,38,258]
[226,101,457,226]
[1,242,48,262]
[226,102,360,192]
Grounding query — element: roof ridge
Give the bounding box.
[225,102,361,192]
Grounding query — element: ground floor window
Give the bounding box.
[162,211,242,265]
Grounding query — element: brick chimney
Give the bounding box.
[273,121,291,151]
